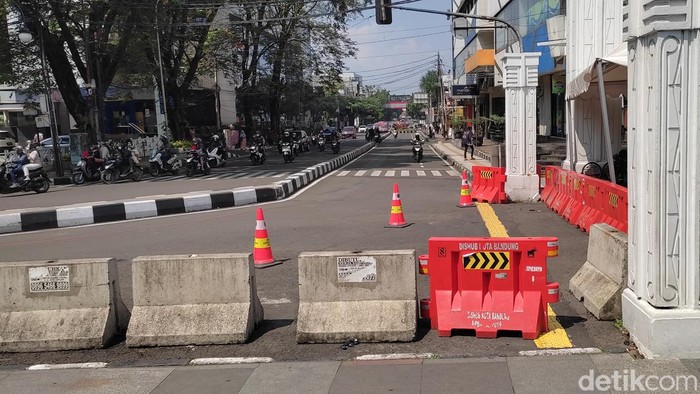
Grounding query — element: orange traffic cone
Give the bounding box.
[253,208,281,268]
[457,171,475,208]
[385,183,412,228]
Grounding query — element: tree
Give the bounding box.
[419,69,440,108]
[9,0,138,142]
[406,101,426,120]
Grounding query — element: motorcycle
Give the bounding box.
[393,130,398,139]
[317,138,326,151]
[310,135,318,145]
[207,145,227,168]
[331,139,340,154]
[72,147,102,185]
[185,147,211,177]
[101,144,143,184]
[0,161,50,194]
[375,132,382,143]
[149,147,182,176]
[281,142,294,163]
[249,143,266,165]
[412,140,424,162]
[292,140,301,156]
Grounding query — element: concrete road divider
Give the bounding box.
[127,253,263,347]
[569,223,628,320]
[296,250,417,343]
[0,258,125,352]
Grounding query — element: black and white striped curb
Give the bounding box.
[0,142,375,234]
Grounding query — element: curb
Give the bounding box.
[431,142,474,182]
[0,142,375,235]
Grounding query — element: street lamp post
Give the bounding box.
[19,26,64,177]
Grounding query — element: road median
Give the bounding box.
[0,142,375,234]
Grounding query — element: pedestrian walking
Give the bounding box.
[462,126,475,160]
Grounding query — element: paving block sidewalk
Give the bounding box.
[2,354,699,393]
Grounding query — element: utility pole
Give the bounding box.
[437,52,446,137]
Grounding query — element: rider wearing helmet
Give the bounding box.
[159,135,172,163]
[412,132,424,143]
[8,145,28,188]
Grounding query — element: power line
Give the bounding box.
[354,48,452,59]
[350,55,436,73]
[355,30,449,45]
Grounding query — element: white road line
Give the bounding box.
[385,170,395,177]
[431,170,442,177]
[355,353,435,361]
[189,357,273,365]
[337,170,350,177]
[354,170,367,177]
[371,170,382,177]
[27,362,108,370]
[417,170,426,176]
[518,348,602,357]
[446,170,459,176]
[400,170,409,177]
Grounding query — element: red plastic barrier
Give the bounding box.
[425,237,560,340]
[599,183,628,233]
[471,166,508,204]
[541,166,557,205]
[562,173,585,224]
[575,175,606,233]
[551,171,571,214]
[543,167,561,208]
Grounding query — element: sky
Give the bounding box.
[342,2,453,96]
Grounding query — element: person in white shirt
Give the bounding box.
[22,143,43,181]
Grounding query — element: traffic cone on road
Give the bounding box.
[253,208,281,268]
[385,183,412,228]
[457,171,475,208]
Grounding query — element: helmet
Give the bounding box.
[283,131,290,138]
[212,134,220,141]
[14,145,23,153]
[415,132,420,138]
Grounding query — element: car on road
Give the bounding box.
[0,129,16,152]
[40,135,70,149]
[358,125,368,133]
[341,126,357,139]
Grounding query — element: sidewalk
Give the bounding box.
[1,354,698,393]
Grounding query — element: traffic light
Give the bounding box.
[375,0,392,25]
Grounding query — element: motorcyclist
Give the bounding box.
[21,143,43,183]
[252,131,265,147]
[159,135,173,164]
[412,132,424,144]
[8,145,28,188]
[281,131,293,145]
[193,137,208,169]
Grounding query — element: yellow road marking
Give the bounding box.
[474,202,573,349]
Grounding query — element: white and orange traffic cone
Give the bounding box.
[385,183,412,228]
[457,171,475,208]
[253,208,281,268]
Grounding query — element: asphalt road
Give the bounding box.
[0,134,627,366]
[0,139,368,212]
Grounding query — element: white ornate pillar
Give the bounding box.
[621,0,700,358]
[502,53,541,202]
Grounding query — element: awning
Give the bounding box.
[0,103,27,112]
[566,43,628,100]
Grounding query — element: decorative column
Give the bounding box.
[502,53,541,202]
[621,0,700,358]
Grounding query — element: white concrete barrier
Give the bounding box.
[569,223,628,320]
[0,258,124,352]
[296,250,417,343]
[127,254,263,347]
